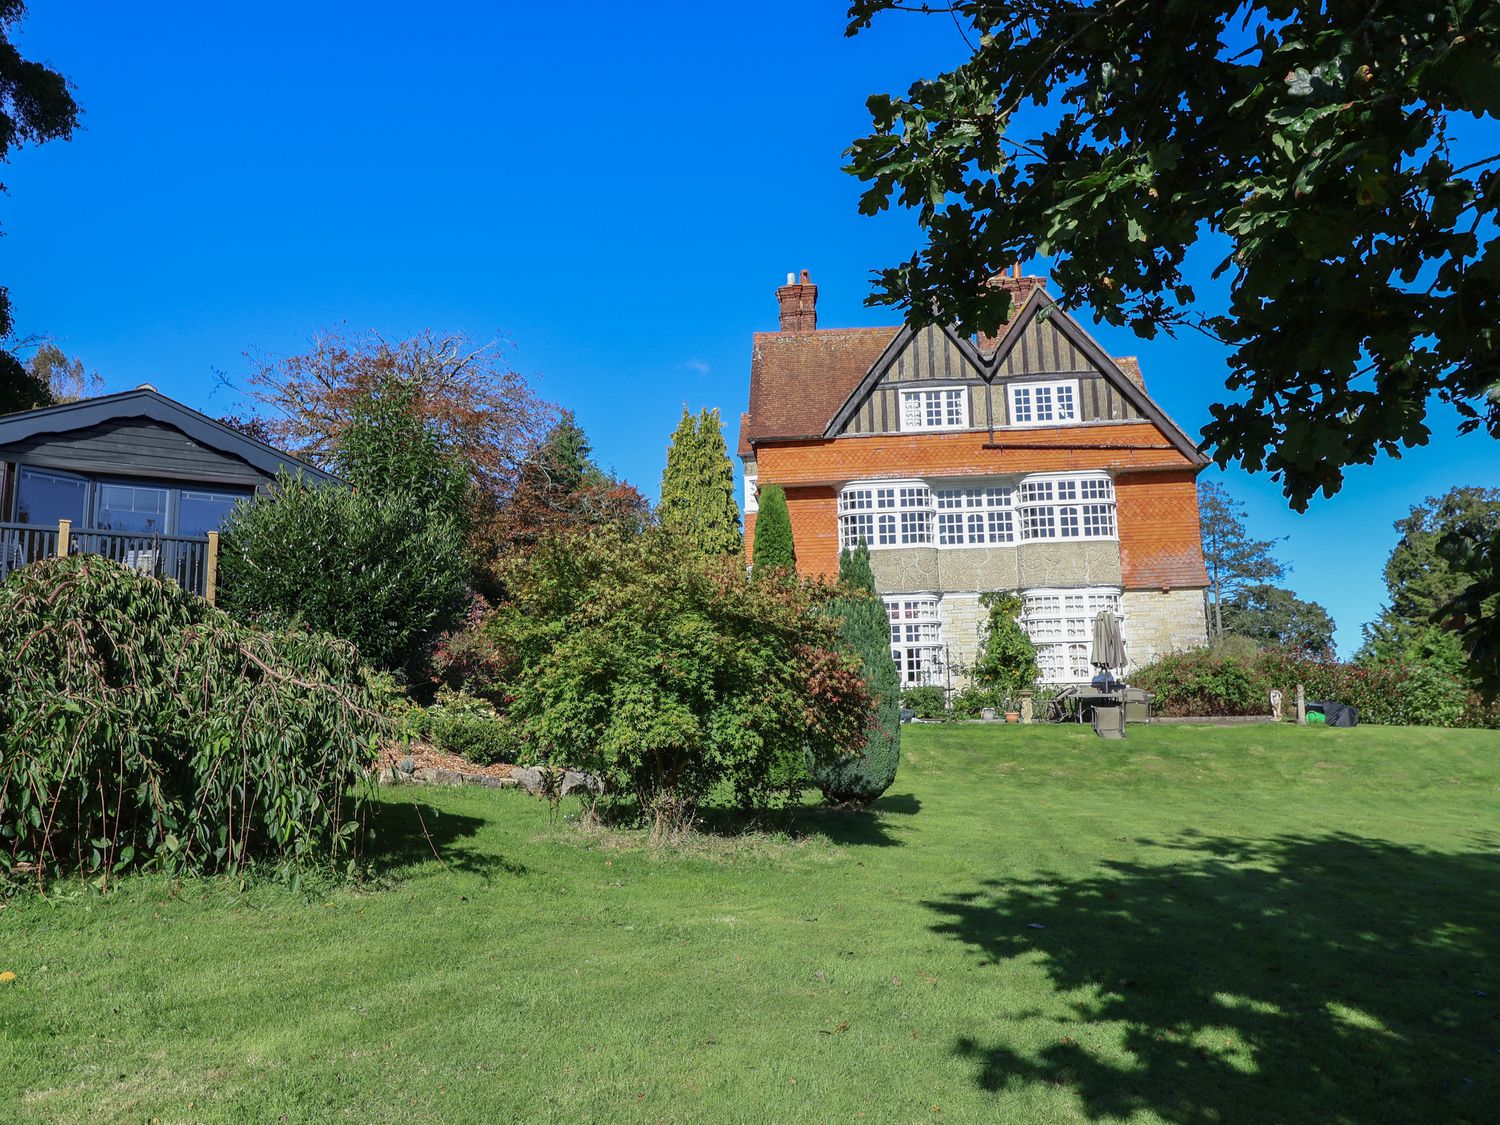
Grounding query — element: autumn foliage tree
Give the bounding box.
[248,329,553,507]
[476,410,649,576]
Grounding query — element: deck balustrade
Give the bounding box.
[0,519,220,602]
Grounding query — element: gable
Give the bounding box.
[1,416,271,486]
[0,387,341,483]
[834,314,1143,437]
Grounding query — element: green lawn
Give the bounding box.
[4,723,1497,1123]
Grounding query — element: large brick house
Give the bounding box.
[738,269,1211,688]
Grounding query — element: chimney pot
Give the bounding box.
[776,269,818,332]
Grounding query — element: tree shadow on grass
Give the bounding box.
[363,796,526,880]
[929,831,1499,1122]
[685,793,919,848]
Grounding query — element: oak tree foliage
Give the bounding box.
[1361,486,1500,692]
[1222,583,1337,659]
[845,0,1500,506]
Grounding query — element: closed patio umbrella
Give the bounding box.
[1090,609,1127,676]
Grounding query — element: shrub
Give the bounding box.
[218,471,469,679]
[426,690,518,765]
[751,485,796,572]
[0,556,383,890]
[952,685,1007,718]
[1133,646,1483,727]
[902,685,948,720]
[811,544,900,806]
[970,592,1039,695]
[1133,649,1264,716]
[487,531,871,834]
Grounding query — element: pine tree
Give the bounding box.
[751,485,796,572]
[659,406,742,556]
[812,543,900,806]
[1198,480,1286,642]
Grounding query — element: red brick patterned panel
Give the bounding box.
[1116,469,1211,589]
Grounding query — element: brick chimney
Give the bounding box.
[978,263,1043,354]
[776,269,817,332]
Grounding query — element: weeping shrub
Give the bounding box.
[0,556,385,890]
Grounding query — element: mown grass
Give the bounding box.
[3,722,1497,1123]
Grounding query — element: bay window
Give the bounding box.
[838,482,933,549]
[885,595,943,686]
[1023,587,1123,682]
[1017,474,1116,541]
[839,472,1114,550]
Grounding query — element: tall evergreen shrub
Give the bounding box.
[751,484,796,571]
[813,543,900,806]
[659,406,742,555]
[219,377,471,678]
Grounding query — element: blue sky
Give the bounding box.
[5,2,1494,655]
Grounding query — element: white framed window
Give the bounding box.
[1022,587,1123,683]
[1016,473,1116,542]
[839,472,1112,550]
[839,481,933,550]
[899,386,969,431]
[934,486,1015,546]
[885,595,944,686]
[1008,379,1081,427]
[744,472,758,514]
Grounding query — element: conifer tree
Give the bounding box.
[751,485,796,572]
[812,543,900,806]
[659,406,742,556]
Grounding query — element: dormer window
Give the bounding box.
[1008,379,1080,426]
[900,387,967,431]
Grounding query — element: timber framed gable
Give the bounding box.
[822,287,1204,464]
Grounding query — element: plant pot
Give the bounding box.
[980,707,997,721]
[1004,712,1021,723]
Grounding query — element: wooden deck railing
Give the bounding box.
[0,519,220,603]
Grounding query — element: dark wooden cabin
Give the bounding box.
[0,385,337,597]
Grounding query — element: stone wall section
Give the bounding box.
[937,593,986,683]
[1122,588,1208,672]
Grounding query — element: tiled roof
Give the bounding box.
[740,320,1156,454]
[743,327,898,451]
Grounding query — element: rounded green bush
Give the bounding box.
[429,709,514,765]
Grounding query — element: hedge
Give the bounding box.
[1133,647,1498,728]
